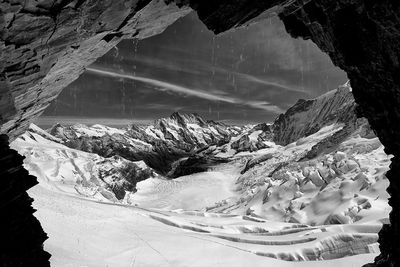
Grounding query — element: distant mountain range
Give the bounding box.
[13,82,381,210]
[47,112,243,177]
[41,81,371,176]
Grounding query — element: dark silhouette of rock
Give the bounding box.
[167,146,231,178]
[0,134,50,266]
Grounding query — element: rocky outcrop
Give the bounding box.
[231,123,272,153]
[102,161,154,199]
[300,117,375,161]
[152,112,235,147]
[273,82,357,145]
[0,134,50,266]
[167,146,230,178]
[173,0,287,34]
[241,153,274,174]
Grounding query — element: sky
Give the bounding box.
[42,12,347,125]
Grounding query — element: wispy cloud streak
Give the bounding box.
[86,67,284,114]
[235,72,308,94]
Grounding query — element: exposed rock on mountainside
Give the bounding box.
[49,112,241,176]
[300,117,375,161]
[273,82,357,145]
[231,123,272,153]
[167,146,230,178]
[14,124,157,202]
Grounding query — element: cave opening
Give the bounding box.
[1,1,399,266]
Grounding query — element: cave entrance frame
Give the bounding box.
[1,1,399,266]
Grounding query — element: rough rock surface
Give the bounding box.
[49,112,240,176]
[167,146,230,178]
[15,124,157,201]
[0,0,190,140]
[273,82,357,146]
[300,117,375,161]
[231,123,272,152]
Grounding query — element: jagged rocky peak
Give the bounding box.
[45,112,242,176]
[48,123,79,141]
[272,82,357,145]
[154,112,225,130]
[228,83,359,154]
[168,112,207,127]
[148,112,237,145]
[230,122,273,153]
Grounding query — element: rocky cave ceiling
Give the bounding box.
[1,0,400,266]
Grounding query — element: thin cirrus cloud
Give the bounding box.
[235,72,309,95]
[167,55,304,94]
[86,67,284,114]
[128,54,307,95]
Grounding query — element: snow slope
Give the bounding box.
[12,123,388,266]
[210,125,391,226]
[30,184,377,267]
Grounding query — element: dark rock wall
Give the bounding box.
[0,134,51,266]
[171,0,288,33]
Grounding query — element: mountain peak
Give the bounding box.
[273,84,356,145]
[159,112,207,127]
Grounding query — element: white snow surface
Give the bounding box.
[70,123,126,137]
[11,122,391,267]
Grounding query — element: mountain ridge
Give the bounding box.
[272,82,358,145]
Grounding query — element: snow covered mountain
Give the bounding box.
[272,82,358,145]
[14,124,156,202]
[10,82,391,266]
[48,112,243,176]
